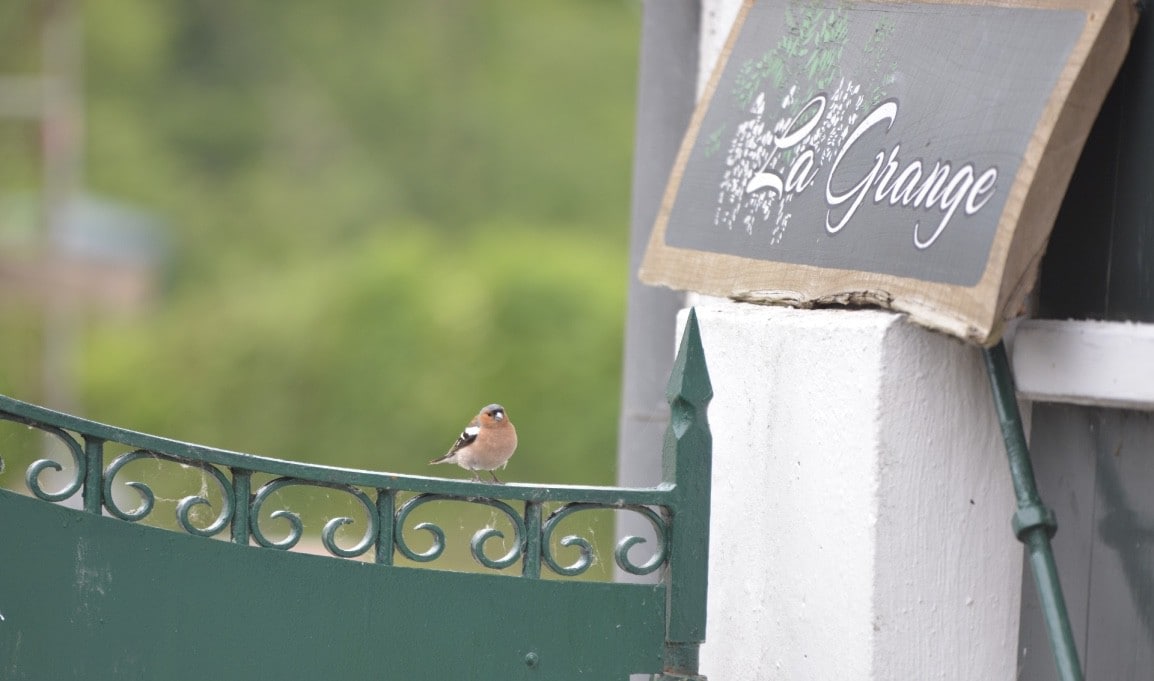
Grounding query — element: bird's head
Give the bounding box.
[482,404,507,422]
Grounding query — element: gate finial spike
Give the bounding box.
[665,308,713,408]
[662,308,713,652]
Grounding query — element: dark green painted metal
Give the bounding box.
[231,468,251,545]
[523,500,543,578]
[661,309,713,678]
[0,490,666,680]
[983,342,1083,681]
[660,642,702,681]
[375,487,395,565]
[82,435,103,514]
[19,415,85,502]
[0,310,714,679]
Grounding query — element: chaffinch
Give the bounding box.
[429,404,518,483]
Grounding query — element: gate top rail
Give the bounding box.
[0,391,675,505]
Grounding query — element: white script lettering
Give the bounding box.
[821,98,1001,250]
[745,94,826,197]
[824,99,999,248]
[740,94,999,249]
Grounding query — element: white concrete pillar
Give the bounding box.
[689,301,1023,680]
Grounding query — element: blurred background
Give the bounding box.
[0,0,643,574]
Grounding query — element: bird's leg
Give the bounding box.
[471,470,482,482]
[489,471,504,484]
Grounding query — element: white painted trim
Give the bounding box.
[1010,319,1154,410]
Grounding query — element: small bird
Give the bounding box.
[429,404,518,483]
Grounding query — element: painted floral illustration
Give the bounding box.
[713,3,894,244]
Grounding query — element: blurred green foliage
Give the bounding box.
[0,0,642,492]
[83,0,640,283]
[81,226,626,482]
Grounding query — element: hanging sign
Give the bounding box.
[640,0,1137,344]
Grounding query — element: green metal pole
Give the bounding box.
[982,342,1082,681]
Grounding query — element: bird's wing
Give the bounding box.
[429,423,480,463]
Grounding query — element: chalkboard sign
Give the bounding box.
[640,0,1137,344]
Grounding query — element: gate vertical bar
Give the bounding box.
[82,435,103,514]
[231,468,251,545]
[522,500,542,579]
[661,309,712,679]
[983,342,1083,681]
[376,488,395,566]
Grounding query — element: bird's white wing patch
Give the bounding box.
[463,425,480,438]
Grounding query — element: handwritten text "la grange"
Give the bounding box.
[745,94,999,250]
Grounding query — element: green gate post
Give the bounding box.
[983,342,1083,681]
[658,309,713,681]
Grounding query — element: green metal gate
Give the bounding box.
[0,312,713,680]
